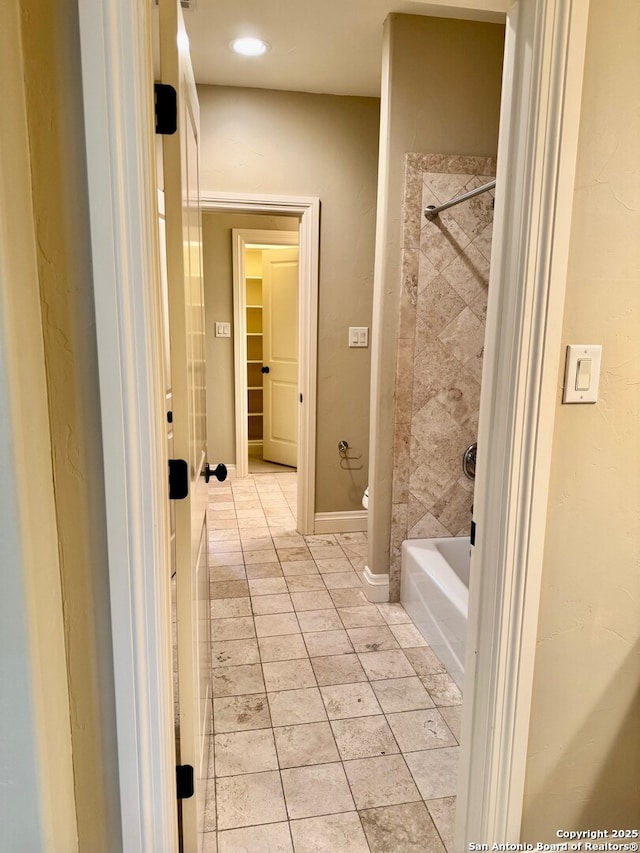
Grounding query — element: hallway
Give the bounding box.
[204,473,461,852]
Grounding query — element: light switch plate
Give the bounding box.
[215,321,231,338]
[563,344,602,403]
[348,326,369,347]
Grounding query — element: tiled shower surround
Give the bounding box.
[390,153,496,598]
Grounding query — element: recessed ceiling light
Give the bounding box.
[230,37,269,57]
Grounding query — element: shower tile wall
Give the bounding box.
[390,153,496,598]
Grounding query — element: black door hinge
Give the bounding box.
[168,459,189,500]
[470,520,476,547]
[154,83,177,135]
[176,765,194,799]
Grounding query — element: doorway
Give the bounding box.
[201,193,320,535]
[232,231,300,477]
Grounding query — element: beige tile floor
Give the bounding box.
[203,472,462,853]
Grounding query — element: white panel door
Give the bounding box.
[262,248,299,468]
[159,2,209,850]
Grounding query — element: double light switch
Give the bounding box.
[563,344,602,403]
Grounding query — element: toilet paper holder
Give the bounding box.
[337,440,363,470]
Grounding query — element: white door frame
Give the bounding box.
[202,193,320,535]
[74,0,590,848]
[231,228,299,478]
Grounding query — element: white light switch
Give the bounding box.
[348,326,369,348]
[215,322,231,338]
[563,345,602,403]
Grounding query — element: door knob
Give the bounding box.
[261,365,270,374]
[203,462,227,483]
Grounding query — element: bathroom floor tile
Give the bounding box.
[290,590,334,611]
[359,802,447,853]
[404,747,460,799]
[338,605,386,628]
[403,646,447,675]
[213,693,271,733]
[280,560,319,577]
[303,629,354,657]
[210,597,252,620]
[389,622,429,648]
[296,608,343,632]
[346,626,400,653]
[212,638,260,667]
[273,721,340,768]
[277,546,313,562]
[285,574,326,592]
[203,475,463,849]
[255,612,300,637]
[289,813,370,853]
[322,571,363,589]
[258,633,308,662]
[210,616,256,642]
[217,823,293,853]
[329,588,370,608]
[386,709,458,752]
[310,653,368,687]
[438,705,462,742]
[248,577,288,596]
[262,658,316,692]
[330,715,399,760]
[268,687,328,727]
[358,650,416,680]
[343,754,421,809]
[281,762,355,819]
[210,580,250,600]
[212,663,265,698]
[426,797,456,852]
[216,770,287,830]
[420,672,463,706]
[214,729,278,776]
[245,562,285,579]
[320,682,382,719]
[251,593,293,615]
[371,677,435,713]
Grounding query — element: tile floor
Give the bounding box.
[203,472,462,853]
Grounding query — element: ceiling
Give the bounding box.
[182,0,506,98]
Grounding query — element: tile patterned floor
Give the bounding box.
[203,473,462,853]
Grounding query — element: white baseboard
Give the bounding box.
[313,510,368,534]
[361,565,390,603]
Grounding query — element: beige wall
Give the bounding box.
[19,0,122,849]
[203,212,299,462]
[198,85,380,512]
[521,0,640,836]
[368,14,504,576]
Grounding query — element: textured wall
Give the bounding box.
[390,153,495,599]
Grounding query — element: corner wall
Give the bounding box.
[198,86,380,513]
[368,14,504,579]
[521,0,640,835]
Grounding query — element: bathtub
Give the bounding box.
[400,537,470,689]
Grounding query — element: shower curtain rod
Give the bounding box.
[424,178,496,220]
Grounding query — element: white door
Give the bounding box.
[262,248,299,468]
[159,2,210,850]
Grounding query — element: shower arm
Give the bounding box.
[424,179,496,221]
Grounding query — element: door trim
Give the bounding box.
[77,1,177,850]
[455,0,591,843]
[202,193,320,535]
[231,229,299,479]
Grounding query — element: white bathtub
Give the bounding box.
[400,537,470,689]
